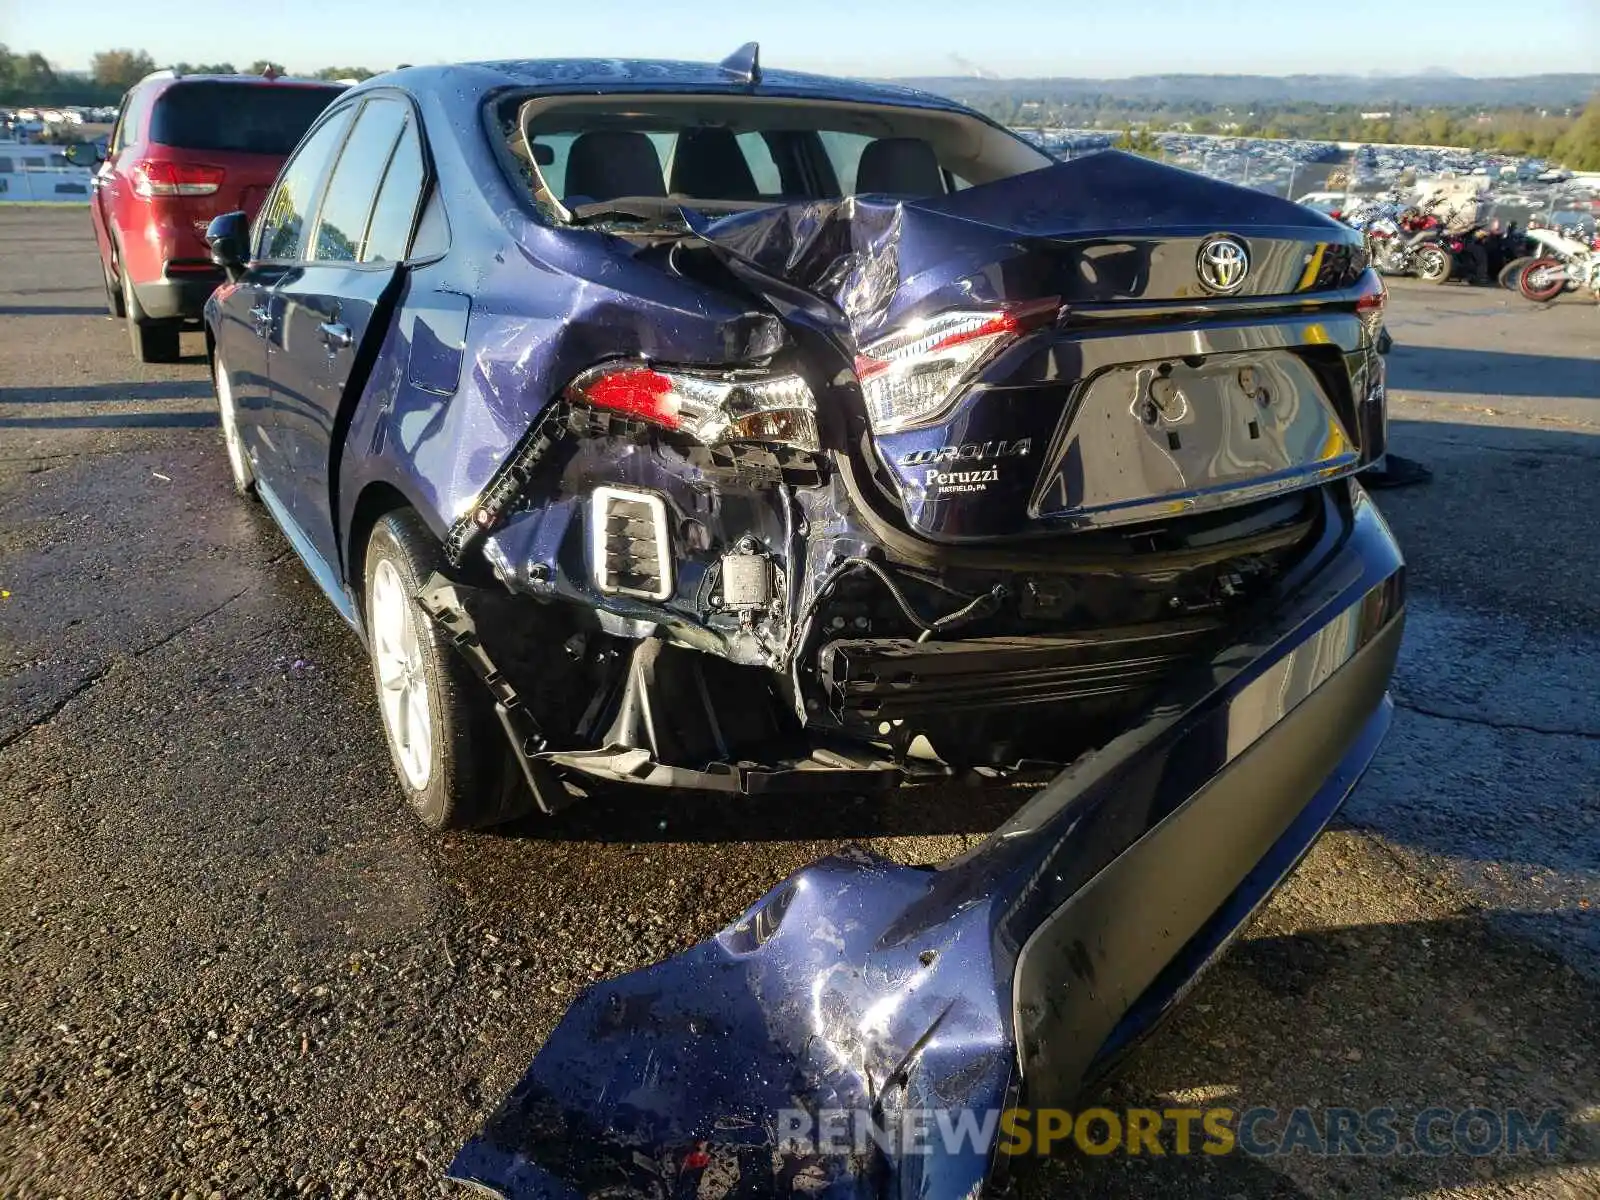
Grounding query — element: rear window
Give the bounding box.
[150,82,343,155]
[497,93,1052,227]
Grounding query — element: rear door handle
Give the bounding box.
[319,321,353,350]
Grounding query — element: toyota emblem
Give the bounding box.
[1197,235,1250,294]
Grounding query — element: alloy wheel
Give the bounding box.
[370,557,433,791]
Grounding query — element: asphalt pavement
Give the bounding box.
[1,207,1596,1198]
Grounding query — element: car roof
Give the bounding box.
[136,72,346,93]
[369,57,966,112]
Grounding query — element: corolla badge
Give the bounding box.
[1197,235,1250,293]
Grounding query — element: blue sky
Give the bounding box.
[7,0,1598,77]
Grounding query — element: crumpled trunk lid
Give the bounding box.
[692,152,1379,541]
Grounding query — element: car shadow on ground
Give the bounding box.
[0,380,213,403]
[0,303,106,315]
[1385,344,1600,400]
[0,411,218,430]
[1015,905,1599,1199]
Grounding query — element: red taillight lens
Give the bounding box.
[1354,269,1386,339]
[132,160,225,198]
[578,366,680,427]
[567,362,820,452]
[853,297,1060,434]
[1354,270,1386,312]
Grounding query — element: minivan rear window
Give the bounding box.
[150,82,343,156]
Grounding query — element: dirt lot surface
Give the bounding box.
[1,207,1595,1197]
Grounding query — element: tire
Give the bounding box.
[122,270,180,363]
[210,350,256,498]
[1498,255,1536,290]
[103,251,126,319]
[1414,245,1452,284]
[1517,258,1567,304]
[362,509,516,831]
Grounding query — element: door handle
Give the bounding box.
[319,321,353,350]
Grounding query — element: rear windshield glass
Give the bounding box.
[494,93,1050,227]
[150,83,343,155]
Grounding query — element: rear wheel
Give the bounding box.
[122,271,180,364]
[1498,255,1536,290]
[363,510,516,830]
[1517,258,1567,303]
[103,250,126,319]
[1414,245,1452,284]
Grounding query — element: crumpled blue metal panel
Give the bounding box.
[452,851,1008,1198]
[449,493,1406,1198]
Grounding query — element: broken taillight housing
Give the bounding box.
[1353,269,1387,341]
[565,363,820,453]
[854,298,1059,434]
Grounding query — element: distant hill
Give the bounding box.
[896,74,1599,108]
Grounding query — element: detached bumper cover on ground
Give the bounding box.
[448,484,1405,1198]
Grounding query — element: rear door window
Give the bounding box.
[150,82,342,156]
[255,107,355,262]
[308,98,408,263]
[362,120,426,263]
[111,88,148,154]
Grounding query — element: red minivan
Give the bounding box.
[86,71,344,362]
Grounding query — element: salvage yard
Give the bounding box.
[1,205,1596,1197]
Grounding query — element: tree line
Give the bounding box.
[0,45,375,106]
[960,93,1600,170]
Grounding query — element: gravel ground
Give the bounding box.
[0,207,1595,1198]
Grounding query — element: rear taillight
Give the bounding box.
[1354,269,1386,340]
[132,160,225,198]
[566,363,819,453]
[853,298,1059,435]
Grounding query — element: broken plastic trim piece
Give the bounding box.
[444,401,571,567]
[413,572,572,815]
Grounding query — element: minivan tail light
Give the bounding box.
[854,298,1059,434]
[132,160,225,198]
[566,363,819,453]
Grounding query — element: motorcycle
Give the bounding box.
[1517,227,1600,303]
[1365,214,1453,282]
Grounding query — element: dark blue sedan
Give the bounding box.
[203,48,1404,1196]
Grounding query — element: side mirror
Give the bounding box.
[205,211,250,282]
[63,140,106,167]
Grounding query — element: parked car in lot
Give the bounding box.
[75,69,342,362]
[201,49,1405,1196]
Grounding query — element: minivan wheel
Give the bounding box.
[103,255,126,319]
[211,352,256,497]
[122,272,180,363]
[363,510,516,831]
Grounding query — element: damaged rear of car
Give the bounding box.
[200,49,1402,1196]
[389,61,1390,810]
